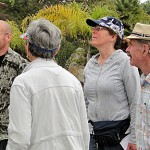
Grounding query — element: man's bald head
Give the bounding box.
[0,20,12,33]
[0,20,12,55]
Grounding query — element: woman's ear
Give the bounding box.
[110,34,117,42]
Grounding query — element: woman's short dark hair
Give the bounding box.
[107,28,123,50]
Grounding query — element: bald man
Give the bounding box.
[0,20,28,150]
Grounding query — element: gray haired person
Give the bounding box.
[6,18,89,150]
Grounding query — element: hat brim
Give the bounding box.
[86,19,100,27]
[127,35,150,40]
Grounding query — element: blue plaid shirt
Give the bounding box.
[136,73,150,150]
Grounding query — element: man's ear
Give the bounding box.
[6,33,12,42]
[143,44,149,56]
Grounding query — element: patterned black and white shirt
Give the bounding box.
[0,48,28,141]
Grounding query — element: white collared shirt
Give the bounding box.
[6,58,89,150]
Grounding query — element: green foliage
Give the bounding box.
[91,5,119,20]
[88,0,117,16]
[55,38,78,67]
[2,0,15,6]
[7,20,25,53]
[21,16,33,33]
[21,3,91,40]
[116,0,150,35]
[142,0,150,14]
[0,0,52,23]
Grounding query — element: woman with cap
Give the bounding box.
[6,18,90,150]
[84,16,141,150]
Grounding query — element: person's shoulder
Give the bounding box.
[5,48,28,73]
[116,49,129,62]
[117,50,138,72]
[8,48,24,59]
[114,50,132,70]
[117,49,128,57]
[85,53,99,67]
[7,48,28,64]
[61,67,81,84]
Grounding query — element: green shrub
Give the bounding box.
[55,38,77,67]
[7,20,26,57]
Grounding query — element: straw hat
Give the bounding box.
[127,23,150,40]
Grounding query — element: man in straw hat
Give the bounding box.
[126,23,150,150]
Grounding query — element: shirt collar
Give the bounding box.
[22,58,58,73]
[141,73,150,86]
[92,49,122,64]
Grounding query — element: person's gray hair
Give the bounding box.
[138,39,150,53]
[26,18,62,59]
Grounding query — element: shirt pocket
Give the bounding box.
[142,92,150,126]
